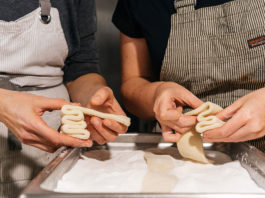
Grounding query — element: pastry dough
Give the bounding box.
[60,105,131,139]
[177,102,225,164]
[141,152,178,193]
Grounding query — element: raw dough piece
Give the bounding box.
[177,102,225,164]
[144,152,175,173]
[60,105,131,139]
[141,152,178,193]
[142,172,178,193]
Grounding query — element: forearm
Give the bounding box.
[66,73,107,106]
[121,77,164,121]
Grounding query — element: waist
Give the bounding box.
[0,73,63,89]
[0,76,63,91]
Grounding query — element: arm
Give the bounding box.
[120,33,163,120]
[66,73,107,107]
[120,33,203,141]
[63,0,127,145]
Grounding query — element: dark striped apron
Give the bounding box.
[160,0,265,151]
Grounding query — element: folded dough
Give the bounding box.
[60,105,131,139]
[141,152,178,193]
[177,102,225,164]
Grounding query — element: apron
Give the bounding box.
[0,0,70,197]
[160,0,265,151]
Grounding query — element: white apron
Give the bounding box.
[0,1,70,197]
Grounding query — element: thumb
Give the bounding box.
[91,87,113,106]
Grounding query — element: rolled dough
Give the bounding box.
[177,102,225,164]
[60,105,131,139]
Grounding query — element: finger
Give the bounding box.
[158,96,178,115]
[159,108,182,121]
[174,115,197,128]
[216,123,264,143]
[85,116,106,145]
[183,93,204,109]
[203,111,246,139]
[235,132,263,142]
[203,124,248,143]
[89,130,106,145]
[91,117,118,142]
[161,125,182,142]
[33,117,93,148]
[91,87,113,106]
[160,120,191,134]
[27,142,57,153]
[215,100,242,121]
[103,119,128,134]
[40,98,70,111]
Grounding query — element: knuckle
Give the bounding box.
[160,112,167,121]
[18,132,29,144]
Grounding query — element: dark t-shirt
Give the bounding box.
[112,0,231,78]
[0,0,99,82]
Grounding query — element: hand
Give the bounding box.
[0,89,93,153]
[203,88,265,142]
[153,82,203,142]
[85,86,128,145]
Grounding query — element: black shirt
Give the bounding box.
[0,0,99,82]
[112,0,231,78]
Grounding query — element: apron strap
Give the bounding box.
[39,0,52,24]
[174,0,196,13]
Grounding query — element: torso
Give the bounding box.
[113,0,232,78]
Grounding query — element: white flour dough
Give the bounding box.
[141,152,178,193]
[60,105,131,139]
[177,102,225,163]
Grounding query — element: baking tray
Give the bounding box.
[20,133,265,198]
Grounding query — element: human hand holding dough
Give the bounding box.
[177,102,225,163]
[60,105,131,140]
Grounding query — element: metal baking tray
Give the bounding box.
[20,133,265,198]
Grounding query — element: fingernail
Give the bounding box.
[92,118,99,125]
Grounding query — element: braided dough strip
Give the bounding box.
[60,105,131,139]
[177,102,225,164]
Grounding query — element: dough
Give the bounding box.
[141,152,178,193]
[144,152,175,173]
[177,102,225,164]
[142,172,178,193]
[60,105,131,139]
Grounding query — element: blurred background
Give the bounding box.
[95,0,149,132]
